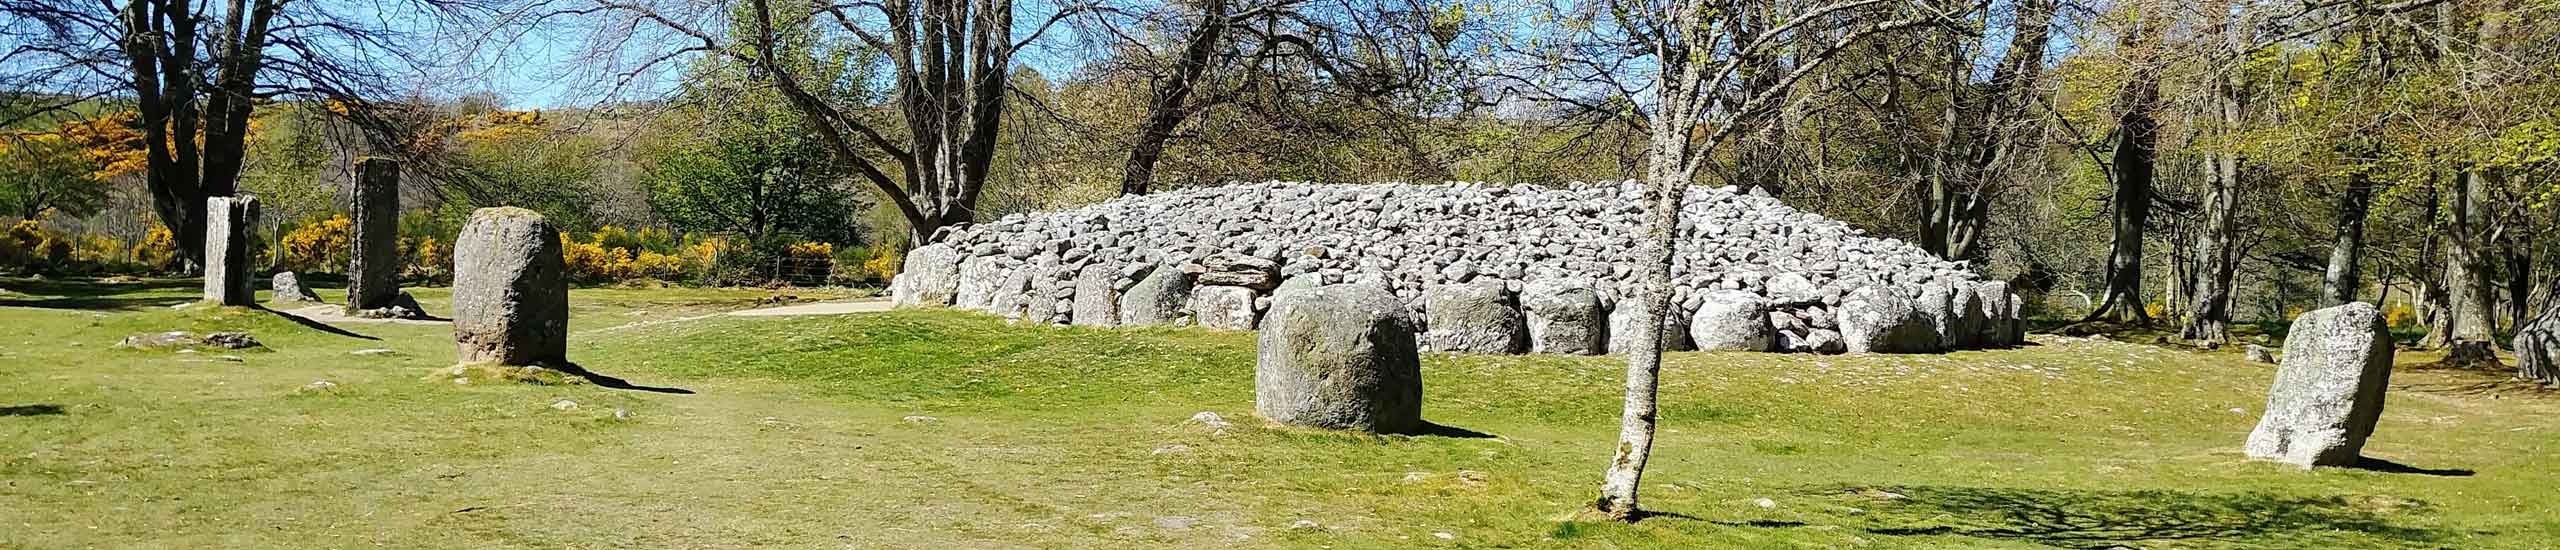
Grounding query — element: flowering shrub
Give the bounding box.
[281,215,352,273]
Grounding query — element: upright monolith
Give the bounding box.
[347,158,403,313]
[452,207,567,366]
[202,195,259,306]
[2244,302,2393,468]
[1256,282,1423,433]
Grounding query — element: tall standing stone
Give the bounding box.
[451,207,567,366]
[202,195,259,306]
[1256,282,1423,433]
[2244,302,2393,468]
[346,157,402,313]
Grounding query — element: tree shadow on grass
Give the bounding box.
[1,404,66,416]
[252,305,381,340]
[551,361,696,395]
[0,277,198,311]
[1817,485,2452,549]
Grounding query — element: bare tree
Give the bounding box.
[579,0,1079,244]
[1,0,519,262]
[1502,0,1951,521]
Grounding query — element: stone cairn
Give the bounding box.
[1256,282,1424,433]
[451,207,568,366]
[893,181,2024,356]
[2244,302,2393,469]
[202,195,259,306]
[347,158,423,318]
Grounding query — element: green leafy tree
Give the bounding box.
[642,0,868,246]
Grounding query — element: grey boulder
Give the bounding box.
[1689,290,1774,352]
[1255,282,1423,433]
[2243,302,2393,468]
[1521,279,1605,355]
[451,207,568,366]
[1838,286,1939,354]
[1420,278,1524,354]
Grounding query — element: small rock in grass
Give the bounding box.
[213,355,245,363]
[550,399,579,411]
[613,408,632,420]
[297,380,339,393]
[202,332,260,349]
[1153,516,1197,530]
[1290,520,1321,531]
[1186,411,1232,430]
[1753,497,1777,509]
[351,348,397,356]
[903,415,938,423]
[1433,532,1456,540]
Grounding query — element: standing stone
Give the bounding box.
[1609,299,1693,354]
[1421,278,1524,354]
[270,271,323,304]
[346,157,402,313]
[1944,284,1987,349]
[1071,263,1122,327]
[1838,286,1939,353]
[1521,279,1605,355]
[2516,312,2560,385]
[451,207,567,366]
[1120,263,1193,326]
[891,243,964,307]
[1256,283,1423,433]
[202,195,259,306]
[2244,302,2393,468]
[1188,285,1259,330]
[1688,290,1774,352]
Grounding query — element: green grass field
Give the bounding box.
[4,277,2555,548]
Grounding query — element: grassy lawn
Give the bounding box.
[4,277,2555,548]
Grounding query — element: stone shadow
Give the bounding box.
[1408,421,1497,439]
[1,404,66,416]
[550,361,696,395]
[2346,457,2474,477]
[1819,485,2451,549]
[253,305,382,340]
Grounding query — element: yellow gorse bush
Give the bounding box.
[281,215,353,273]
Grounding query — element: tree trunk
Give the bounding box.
[1118,0,1227,196]
[2181,69,2244,346]
[2321,169,2375,306]
[2446,170,2495,344]
[2083,38,2159,326]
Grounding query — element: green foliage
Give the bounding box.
[0,133,108,219]
[641,0,866,246]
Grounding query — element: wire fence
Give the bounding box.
[766,255,835,287]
